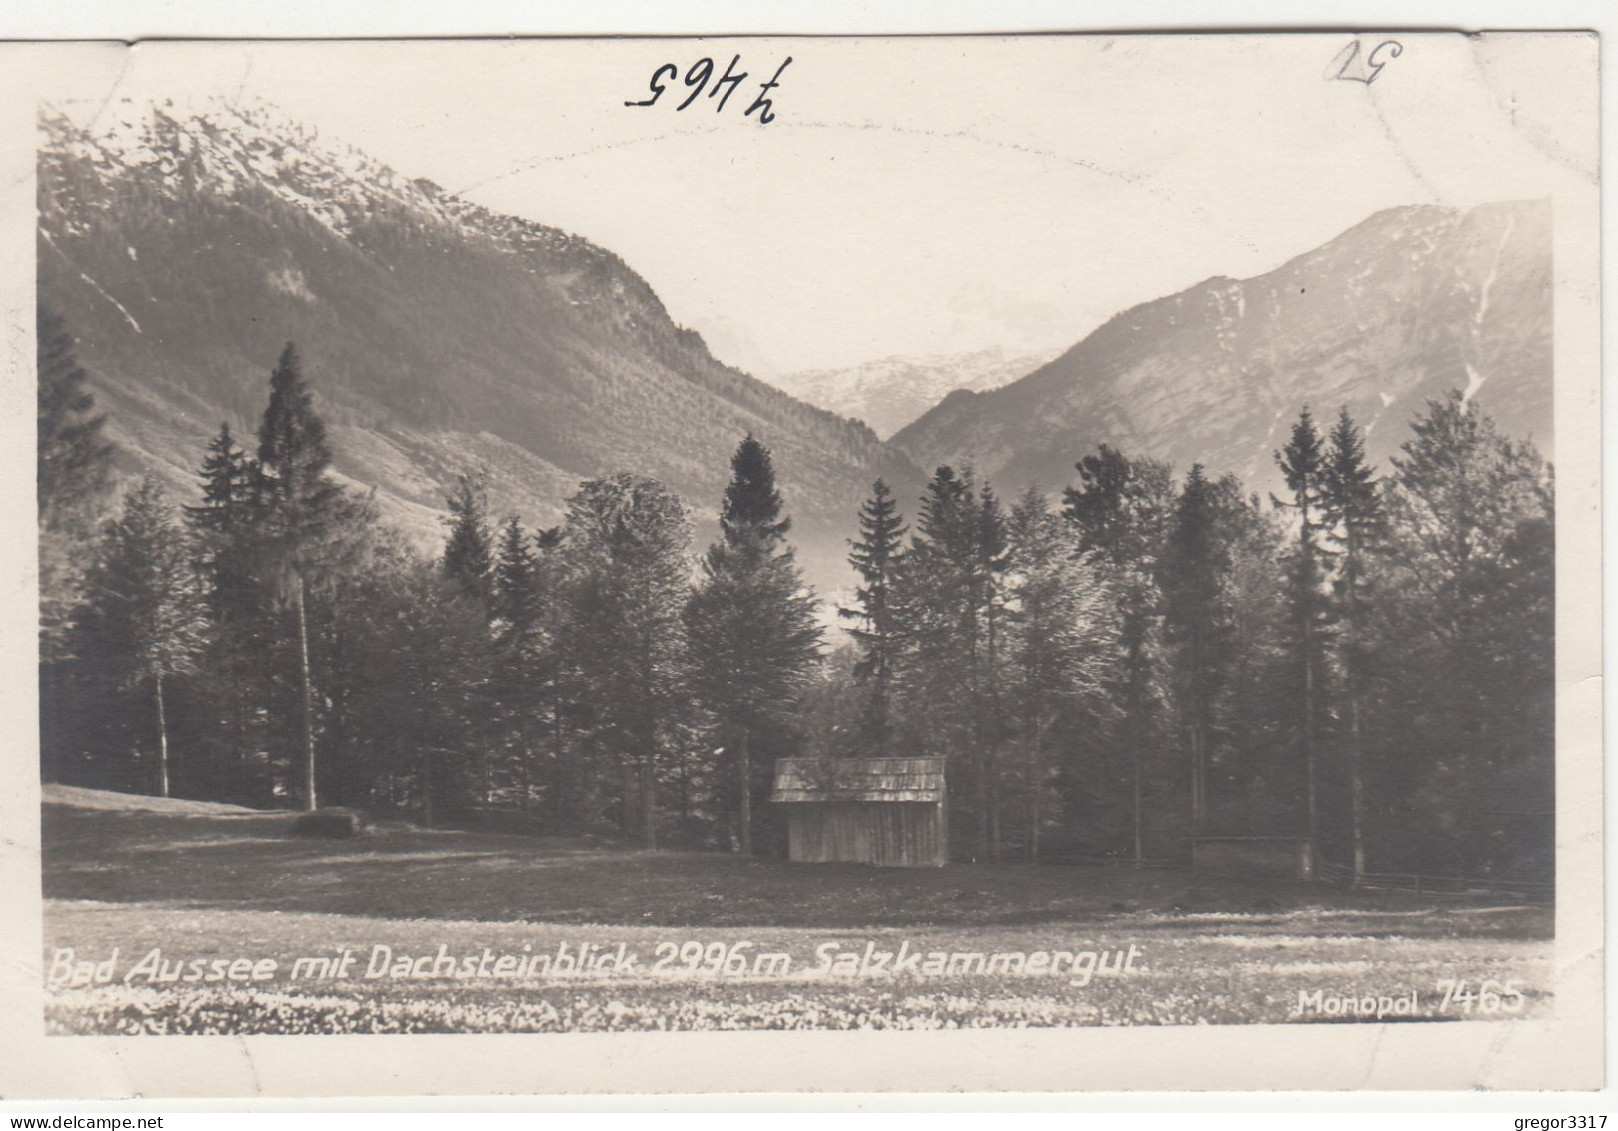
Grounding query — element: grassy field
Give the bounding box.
[40,787,1554,1033]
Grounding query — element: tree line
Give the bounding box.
[39,313,1554,879]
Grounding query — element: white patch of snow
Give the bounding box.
[1461,363,1488,407]
[41,229,141,333]
[126,246,137,261]
[1475,213,1517,326]
[79,269,141,333]
[267,266,316,303]
[1378,391,1394,408]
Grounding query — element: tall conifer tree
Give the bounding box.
[1275,406,1328,848]
[1320,406,1381,880]
[901,465,1010,859]
[443,471,496,614]
[37,306,112,531]
[1162,464,1232,832]
[1063,445,1174,864]
[255,342,344,810]
[558,473,692,847]
[1006,487,1116,861]
[74,478,207,797]
[839,479,908,755]
[37,307,115,781]
[686,436,822,853]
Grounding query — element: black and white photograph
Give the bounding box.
[0,29,1602,1095]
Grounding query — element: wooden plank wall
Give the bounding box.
[787,802,946,867]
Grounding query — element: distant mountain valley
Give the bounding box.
[768,347,1060,439]
[39,98,1551,596]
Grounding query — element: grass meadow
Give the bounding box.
[40,787,1553,1034]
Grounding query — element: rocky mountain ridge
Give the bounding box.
[892,199,1552,497]
[770,346,1058,439]
[39,99,922,590]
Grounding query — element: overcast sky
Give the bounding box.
[43,34,1595,377]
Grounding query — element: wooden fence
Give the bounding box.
[1314,855,1553,901]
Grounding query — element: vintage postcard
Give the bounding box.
[0,31,1601,1097]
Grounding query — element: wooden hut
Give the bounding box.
[770,757,947,867]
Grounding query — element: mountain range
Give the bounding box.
[38,99,919,590]
[769,347,1057,440]
[892,199,1552,495]
[39,99,1551,597]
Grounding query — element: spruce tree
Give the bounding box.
[182,422,266,801]
[686,436,822,853]
[186,422,259,614]
[1006,487,1116,861]
[901,465,1009,859]
[1320,406,1381,880]
[37,306,112,531]
[494,515,540,642]
[492,515,543,811]
[37,307,114,781]
[557,473,693,847]
[73,478,207,797]
[443,471,496,614]
[1274,406,1328,850]
[720,435,790,543]
[1063,445,1175,864]
[1162,464,1232,833]
[189,423,254,527]
[975,483,1012,859]
[257,344,339,522]
[1375,391,1552,874]
[838,479,908,756]
[254,342,345,810]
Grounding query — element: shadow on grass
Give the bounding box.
[41,793,1553,937]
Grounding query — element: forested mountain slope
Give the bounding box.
[894,200,1552,495]
[39,100,922,587]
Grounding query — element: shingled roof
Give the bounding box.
[770,757,946,804]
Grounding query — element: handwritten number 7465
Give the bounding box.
[626,55,793,124]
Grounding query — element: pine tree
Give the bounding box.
[319,528,493,823]
[182,422,267,801]
[494,515,540,643]
[1274,406,1328,850]
[1320,407,1381,880]
[435,472,501,803]
[974,483,1012,860]
[73,478,207,797]
[37,306,112,532]
[1005,487,1116,861]
[686,436,823,854]
[1162,464,1233,833]
[838,479,908,756]
[900,465,1009,859]
[1063,445,1175,863]
[254,342,347,810]
[443,471,496,614]
[189,423,254,528]
[186,422,259,613]
[492,515,544,811]
[556,473,693,848]
[1062,445,1138,561]
[1373,391,1552,875]
[720,435,790,543]
[257,344,340,522]
[37,307,115,782]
